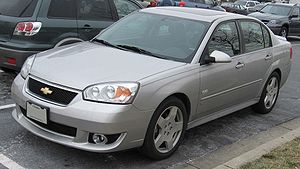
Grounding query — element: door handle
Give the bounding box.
[81,24,93,29]
[235,62,245,69]
[265,54,272,60]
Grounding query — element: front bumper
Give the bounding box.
[11,74,153,152]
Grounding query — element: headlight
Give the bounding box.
[83,82,139,104]
[268,20,277,25]
[20,55,36,79]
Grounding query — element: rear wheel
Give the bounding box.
[253,72,280,114]
[141,97,187,160]
[280,26,288,38]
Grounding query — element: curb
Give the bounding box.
[171,116,300,169]
[214,124,300,169]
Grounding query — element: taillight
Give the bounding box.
[7,58,17,65]
[290,47,293,61]
[14,22,42,36]
[179,1,186,7]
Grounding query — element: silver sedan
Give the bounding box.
[11,7,292,159]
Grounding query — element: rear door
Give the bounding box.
[77,0,117,41]
[36,0,78,47]
[237,20,273,102]
[0,0,39,42]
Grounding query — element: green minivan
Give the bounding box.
[0,0,142,71]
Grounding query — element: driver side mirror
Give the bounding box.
[205,50,232,63]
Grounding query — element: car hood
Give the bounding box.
[248,12,287,21]
[30,42,186,90]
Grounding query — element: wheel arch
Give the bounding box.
[273,68,282,81]
[164,93,191,120]
[54,37,84,48]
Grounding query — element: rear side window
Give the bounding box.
[0,0,38,17]
[240,21,264,53]
[48,0,76,19]
[262,26,272,48]
[78,0,113,20]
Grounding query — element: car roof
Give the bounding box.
[141,7,249,22]
[266,3,296,7]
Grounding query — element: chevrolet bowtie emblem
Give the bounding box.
[40,87,53,95]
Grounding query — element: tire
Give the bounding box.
[141,97,188,160]
[253,72,280,114]
[280,26,288,38]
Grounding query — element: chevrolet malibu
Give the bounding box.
[11,7,292,159]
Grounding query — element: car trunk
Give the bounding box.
[0,0,39,42]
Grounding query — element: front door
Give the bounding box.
[290,7,300,35]
[198,21,244,118]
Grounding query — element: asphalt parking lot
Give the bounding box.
[0,39,299,169]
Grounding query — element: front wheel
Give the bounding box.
[253,72,280,114]
[141,97,188,160]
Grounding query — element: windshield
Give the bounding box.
[260,4,292,16]
[96,12,209,63]
[0,0,38,17]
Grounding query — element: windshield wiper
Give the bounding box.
[116,45,165,59]
[92,39,126,51]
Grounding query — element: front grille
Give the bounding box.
[20,107,77,137]
[27,78,77,105]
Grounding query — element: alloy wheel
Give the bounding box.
[264,77,279,109]
[153,106,183,153]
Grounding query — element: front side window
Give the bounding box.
[240,21,264,53]
[207,21,240,57]
[78,0,113,20]
[113,0,140,18]
[96,12,209,63]
[48,0,76,19]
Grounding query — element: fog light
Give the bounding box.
[92,134,108,144]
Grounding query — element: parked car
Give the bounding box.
[235,0,260,10]
[173,0,226,11]
[249,3,300,38]
[136,0,157,7]
[223,3,249,15]
[0,0,143,72]
[11,7,291,160]
[157,0,176,6]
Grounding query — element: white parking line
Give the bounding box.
[0,154,25,169]
[0,70,3,73]
[0,104,16,110]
